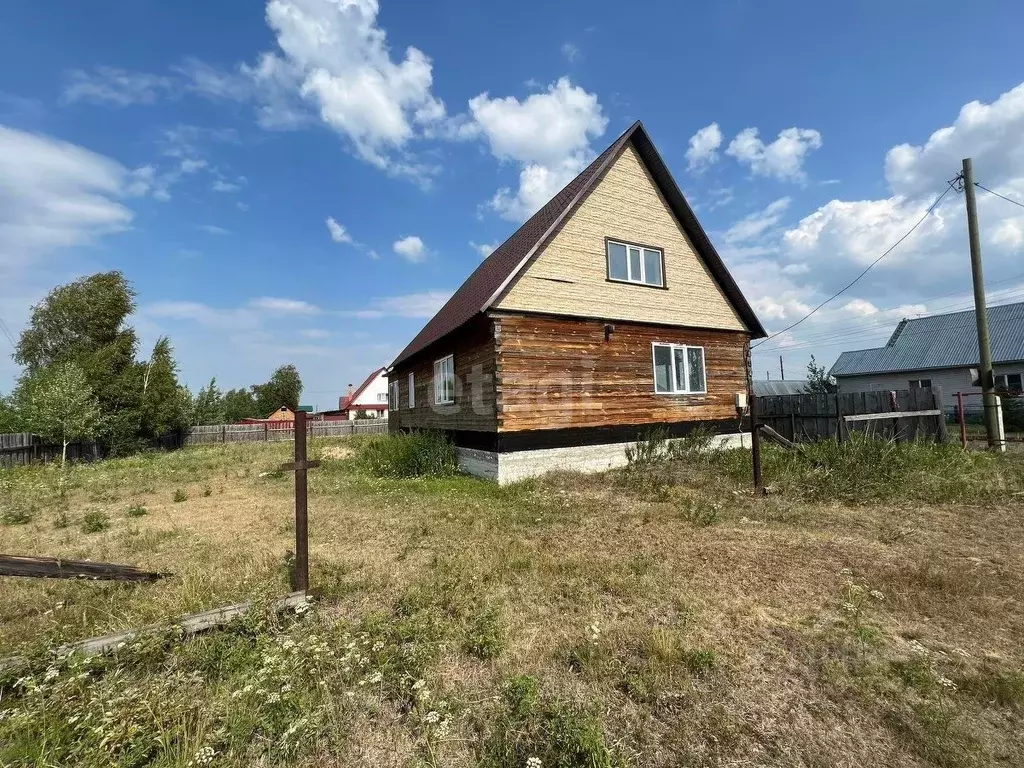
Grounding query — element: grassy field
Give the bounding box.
[1,436,1024,767]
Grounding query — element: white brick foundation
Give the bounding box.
[456,432,750,484]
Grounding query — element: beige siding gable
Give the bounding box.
[495,143,747,331]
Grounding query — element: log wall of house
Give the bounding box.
[388,316,498,433]
[494,313,749,433]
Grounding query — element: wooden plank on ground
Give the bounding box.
[0,591,308,673]
[0,555,169,582]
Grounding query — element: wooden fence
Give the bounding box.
[0,433,101,469]
[757,387,948,444]
[184,419,388,445]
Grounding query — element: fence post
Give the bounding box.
[933,386,949,444]
[957,392,967,449]
[750,392,764,495]
[222,425,227,443]
[264,422,269,442]
[293,410,309,592]
[835,393,845,443]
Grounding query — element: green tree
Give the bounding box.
[222,388,259,423]
[15,272,143,454]
[805,355,837,394]
[252,364,303,415]
[17,362,101,466]
[140,336,191,438]
[192,377,225,426]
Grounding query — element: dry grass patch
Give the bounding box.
[2,437,1024,766]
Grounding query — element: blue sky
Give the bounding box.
[1,0,1023,404]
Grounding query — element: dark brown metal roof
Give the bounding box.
[390,121,765,369]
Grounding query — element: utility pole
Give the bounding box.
[961,158,1000,449]
[779,355,785,381]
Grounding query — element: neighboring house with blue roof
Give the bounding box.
[753,380,809,397]
[829,301,1024,411]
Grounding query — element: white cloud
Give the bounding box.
[144,300,260,330]
[393,235,426,262]
[726,127,822,182]
[0,126,134,264]
[469,77,607,221]
[237,202,250,212]
[470,240,499,257]
[325,216,353,244]
[884,83,1024,199]
[725,198,791,244]
[300,328,331,339]
[347,291,452,319]
[686,123,722,171]
[211,179,241,193]
[199,224,230,235]
[247,0,449,175]
[561,42,580,63]
[248,296,321,314]
[62,67,173,106]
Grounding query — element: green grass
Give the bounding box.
[2,435,1024,765]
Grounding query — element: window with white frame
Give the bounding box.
[652,343,706,394]
[908,379,932,389]
[389,381,400,410]
[376,392,388,403]
[607,240,664,287]
[996,372,1022,392]
[434,354,455,404]
[408,372,416,407]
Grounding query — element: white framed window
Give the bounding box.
[389,381,400,409]
[909,379,932,389]
[607,240,664,287]
[652,343,706,394]
[408,372,416,407]
[996,372,1022,391]
[434,354,455,404]
[376,392,388,403]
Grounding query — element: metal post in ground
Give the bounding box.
[958,392,968,449]
[750,392,764,495]
[293,410,309,592]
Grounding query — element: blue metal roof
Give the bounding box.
[753,380,809,396]
[830,300,1024,377]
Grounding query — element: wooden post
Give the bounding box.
[835,392,845,443]
[933,386,949,444]
[750,392,764,495]
[264,422,269,442]
[957,392,968,449]
[293,410,309,593]
[222,425,227,443]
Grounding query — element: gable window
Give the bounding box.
[909,379,932,389]
[607,240,664,287]
[389,381,400,409]
[996,373,1022,392]
[376,392,388,403]
[434,354,455,404]
[408,372,416,407]
[652,343,706,394]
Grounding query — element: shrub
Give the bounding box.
[172,489,187,503]
[1002,394,1024,431]
[358,431,458,479]
[126,504,148,518]
[1,507,32,525]
[81,509,110,533]
[479,675,625,768]
[464,605,504,660]
[706,434,1024,504]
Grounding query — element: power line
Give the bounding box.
[751,281,1024,354]
[975,182,1024,210]
[752,185,953,349]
